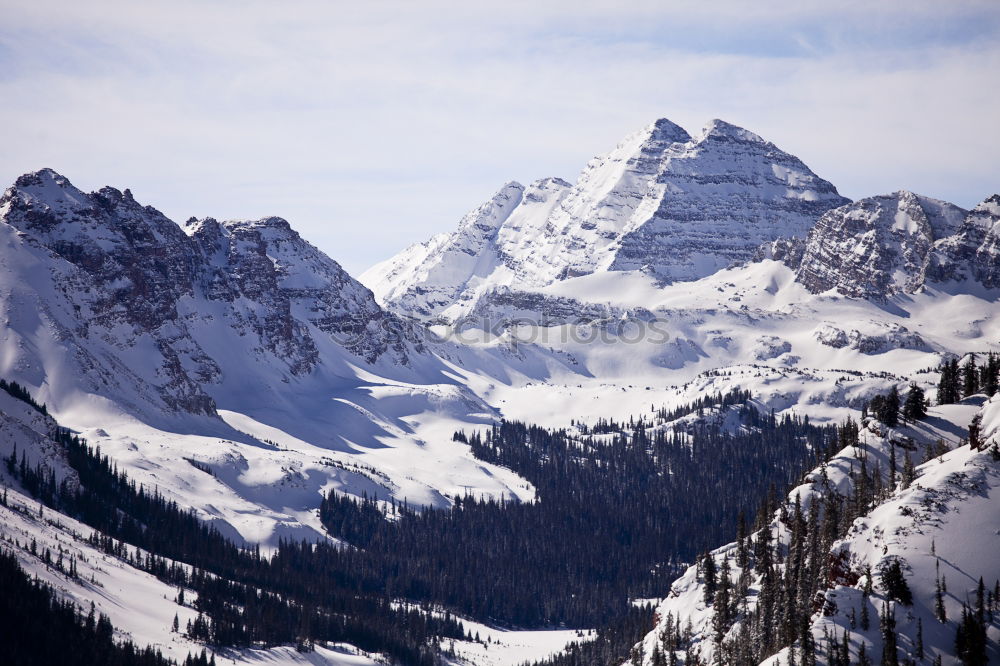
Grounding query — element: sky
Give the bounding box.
[2,0,999,275]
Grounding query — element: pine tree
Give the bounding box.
[736,510,749,570]
[937,359,961,405]
[968,413,983,451]
[884,385,900,427]
[975,577,985,625]
[902,383,927,421]
[934,572,947,622]
[888,443,898,491]
[880,560,913,605]
[879,602,898,666]
[955,603,987,666]
[962,354,980,397]
[712,556,733,651]
[915,617,923,661]
[799,616,817,666]
[869,389,901,427]
[900,452,915,490]
[703,552,717,605]
[858,641,872,666]
[981,352,999,396]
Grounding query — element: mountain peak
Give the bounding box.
[699,119,766,144]
[456,182,524,232]
[498,180,525,195]
[368,115,849,316]
[972,193,1000,216]
[646,117,692,145]
[13,167,72,189]
[5,168,89,211]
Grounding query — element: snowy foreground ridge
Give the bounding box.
[627,397,1000,666]
[0,115,998,665]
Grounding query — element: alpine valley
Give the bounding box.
[1,117,998,666]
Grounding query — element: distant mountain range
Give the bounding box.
[1,116,998,665]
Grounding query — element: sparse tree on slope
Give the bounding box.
[962,354,980,397]
[902,383,927,421]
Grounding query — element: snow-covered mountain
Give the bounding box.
[361,118,849,322]
[2,165,996,554]
[0,168,541,549]
[0,169,424,416]
[1,116,998,665]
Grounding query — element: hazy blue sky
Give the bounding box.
[2,1,999,274]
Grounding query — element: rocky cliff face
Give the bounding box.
[0,169,417,417]
[362,117,849,321]
[795,191,966,299]
[926,194,1000,288]
[795,191,1000,299]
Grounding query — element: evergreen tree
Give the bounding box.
[880,560,913,605]
[703,552,718,606]
[968,413,983,451]
[915,617,924,661]
[962,354,980,397]
[711,556,732,653]
[981,352,999,396]
[736,511,749,570]
[975,577,985,625]
[900,452,916,490]
[879,602,898,666]
[869,387,900,427]
[934,571,947,623]
[902,383,927,421]
[955,603,987,666]
[858,641,872,666]
[888,443,898,491]
[885,385,900,427]
[937,359,961,405]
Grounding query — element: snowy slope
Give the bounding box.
[0,387,584,666]
[0,389,384,666]
[445,257,999,438]
[626,395,999,666]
